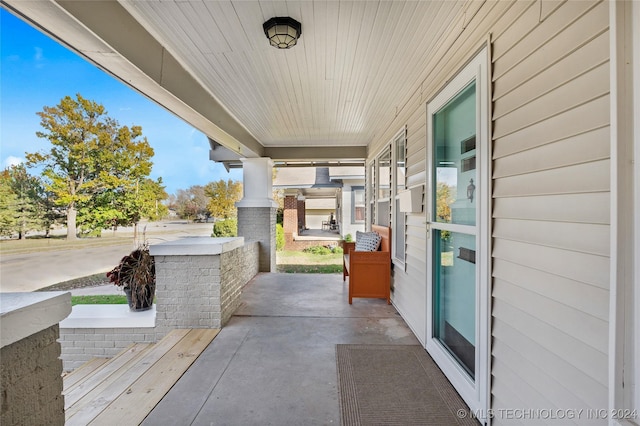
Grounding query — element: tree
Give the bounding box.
[6,164,47,239]
[136,178,169,222]
[436,181,455,245]
[173,185,209,220]
[436,181,454,223]
[0,165,56,239]
[26,94,156,239]
[204,179,242,219]
[0,170,19,237]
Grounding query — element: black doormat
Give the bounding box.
[336,344,479,425]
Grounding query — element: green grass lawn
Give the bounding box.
[71,295,128,305]
[276,249,343,273]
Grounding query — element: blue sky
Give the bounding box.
[0,9,241,195]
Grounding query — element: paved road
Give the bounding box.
[0,222,213,293]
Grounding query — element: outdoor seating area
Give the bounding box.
[342,225,392,304]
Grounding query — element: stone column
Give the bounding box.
[283,194,298,248]
[1,292,71,426]
[297,197,306,230]
[236,158,278,272]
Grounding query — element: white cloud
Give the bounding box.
[3,156,24,169]
[34,47,43,61]
[34,47,45,68]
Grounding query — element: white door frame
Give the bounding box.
[425,46,490,418]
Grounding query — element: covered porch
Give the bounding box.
[63,272,474,425]
[146,272,419,424]
[2,1,639,424]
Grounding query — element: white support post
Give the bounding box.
[236,158,278,272]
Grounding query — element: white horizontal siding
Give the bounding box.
[492,299,608,389]
[366,0,610,417]
[493,192,609,224]
[493,159,610,197]
[390,103,427,343]
[493,219,609,257]
[493,126,610,179]
[490,0,610,418]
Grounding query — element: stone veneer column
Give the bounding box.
[236,158,278,272]
[283,194,298,248]
[1,292,71,426]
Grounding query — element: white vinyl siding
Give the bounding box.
[491,1,610,423]
[364,0,610,422]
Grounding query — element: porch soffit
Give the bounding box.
[3,1,463,161]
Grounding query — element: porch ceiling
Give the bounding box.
[3,0,463,162]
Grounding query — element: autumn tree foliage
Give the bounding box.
[171,185,209,221]
[204,179,242,219]
[26,94,160,239]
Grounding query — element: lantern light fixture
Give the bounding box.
[263,17,302,49]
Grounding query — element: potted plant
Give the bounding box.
[106,243,155,311]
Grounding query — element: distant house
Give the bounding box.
[273,167,364,249]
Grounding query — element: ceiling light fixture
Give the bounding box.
[263,17,302,49]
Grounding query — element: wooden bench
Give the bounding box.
[342,225,391,304]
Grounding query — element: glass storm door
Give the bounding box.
[432,81,477,377]
[426,49,488,415]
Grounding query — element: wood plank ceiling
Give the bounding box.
[120,0,463,149]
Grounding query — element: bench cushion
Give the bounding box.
[354,231,382,252]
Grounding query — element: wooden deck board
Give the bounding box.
[65,329,193,426]
[64,343,152,410]
[62,358,109,390]
[65,329,219,425]
[89,329,219,426]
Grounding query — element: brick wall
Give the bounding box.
[283,196,298,241]
[297,199,306,229]
[59,241,260,371]
[1,325,64,426]
[220,242,259,325]
[59,327,156,371]
[153,254,222,337]
[237,207,276,272]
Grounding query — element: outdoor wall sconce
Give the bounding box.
[263,17,302,49]
[467,179,476,203]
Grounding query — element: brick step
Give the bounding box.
[63,328,219,425]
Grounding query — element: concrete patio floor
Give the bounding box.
[143,272,422,425]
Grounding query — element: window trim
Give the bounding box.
[351,186,365,224]
[610,1,639,421]
[392,127,407,267]
[375,145,392,227]
[424,46,490,418]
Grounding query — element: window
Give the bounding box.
[393,129,407,264]
[368,162,375,227]
[375,147,391,226]
[351,187,365,224]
